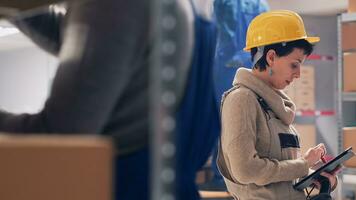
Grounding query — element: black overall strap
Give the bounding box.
[254,93,272,120]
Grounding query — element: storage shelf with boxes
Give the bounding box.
[282,62,337,162]
[337,10,356,199]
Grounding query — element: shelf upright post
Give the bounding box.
[150,0,180,200]
[336,13,344,200]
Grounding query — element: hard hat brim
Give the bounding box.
[243,36,320,52]
[305,36,320,44]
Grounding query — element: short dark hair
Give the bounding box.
[250,39,314,71]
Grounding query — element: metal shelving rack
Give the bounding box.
[337,12,356,200]
[343,92,356,101]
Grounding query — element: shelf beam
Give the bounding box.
[341,13,356,23]
[343,92,356,101]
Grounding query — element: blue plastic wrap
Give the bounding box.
[213,0,269,107]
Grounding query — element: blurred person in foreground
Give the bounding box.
[0,0,219,199]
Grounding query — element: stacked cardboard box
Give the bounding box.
[294,66,315,110]
[196,156,213,185]
[344,53,356,92]
[283,65,315,110]
[0,134,113,200]
[349,0,356,13]
[196,168,214,185]
[342,22,356,52]
[343,127,356,167]
[294,124,316,155]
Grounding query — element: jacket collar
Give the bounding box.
[232,68,295,125]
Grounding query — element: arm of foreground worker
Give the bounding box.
[0,0,149,133]
[221,90,309,186]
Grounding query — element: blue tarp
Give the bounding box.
[213,0,269,106]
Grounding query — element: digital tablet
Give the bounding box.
[293,147,355,190]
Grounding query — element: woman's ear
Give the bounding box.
[266,49,276,67]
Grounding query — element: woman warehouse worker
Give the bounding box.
[217,10,337,199]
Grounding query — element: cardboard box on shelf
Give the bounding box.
[294,66,315,90]
[349,0,356,13]
[295,89,315,110]
[344,53,356,92]
[196,169,212,184]
[294,66,315,110]
[342,22,356,51]
[196,170,206,184]
[196,168,214,185]
[295,79,315,90]
[295,99,315,111]
[0,134,113,200]
[196,156,213,185]
[343,127,356,167]
[283,66,315,109]
[300,66,315,79]
[293,124,316,155]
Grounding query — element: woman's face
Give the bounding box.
[267,48,306,90]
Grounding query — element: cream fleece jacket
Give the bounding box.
[218,68,309,199]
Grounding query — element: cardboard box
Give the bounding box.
[295,89,315,110]
[344,53,356,92]
[196,168,213,184]
[349,0,356,13]
[294,66,315,89]
[283,66,315,108]
[0,134,113,200]
[295,79,315,90]
[294,66,315,110]
[294,124,316,155]
[300,66,315,79]
[196,170,206,184]
[343,127,356,167]
[342,23,356,51]
[196,156,213,184]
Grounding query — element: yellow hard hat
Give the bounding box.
[244,10,320,51]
